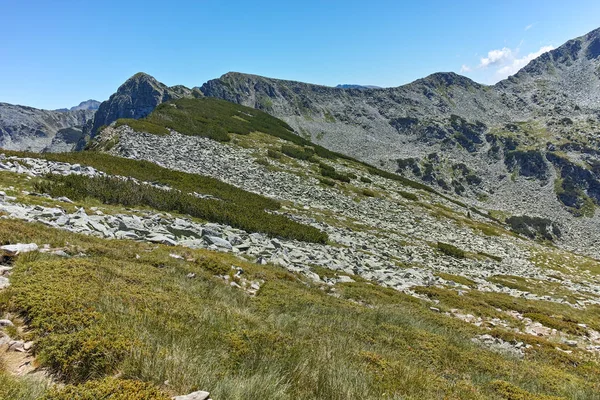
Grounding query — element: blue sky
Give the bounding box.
[1,0,599,109]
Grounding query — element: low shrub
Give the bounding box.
[255,158,270,166]
[320,167,351,183]
[42,378,169,400]
[506,215,561,241]
[399,191,418,201]
[478,251,502,262]
[319,178,336,187]
[115,119,169,136]
[281,145,315,161]
[362,189,376,197]
[267,149,282,159]
[437,242,466,259]
[34,174,328,244]
[360,176,372,184]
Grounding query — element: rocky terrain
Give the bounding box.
[2,26,600,400]
[0,103,95,152]
[3,113,600,397]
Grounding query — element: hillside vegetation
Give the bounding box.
[2,218,600,399]
[2,93,600,399]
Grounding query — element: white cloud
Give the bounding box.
[525,23,534,31]
[496,45,554,78]
[479,47,513,68]
[458,42,554,83]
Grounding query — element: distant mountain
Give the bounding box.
[55,100,101,113]
[0,103,94,152]
[70,99,101,111]
[336,84,381,89]
[197,27,600,254]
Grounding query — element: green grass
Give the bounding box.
[0,373,48,400]
[2,219,600,398]
[435,272,477,288]
[33,174,327,244]
[115,119,169,136]
[41,378,169,399]
[416,285,600,335]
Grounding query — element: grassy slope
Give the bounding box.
[1,218,599,399]
[2,98,600,398]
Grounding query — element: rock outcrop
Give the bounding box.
[89,73,202,136]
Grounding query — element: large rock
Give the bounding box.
[0,243,38,255]
[172,391,211,400]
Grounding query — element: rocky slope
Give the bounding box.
[0,103,94,152]
[4,97,600,398]
[196,28,600,254]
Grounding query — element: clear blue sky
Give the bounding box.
[1,0,599,109]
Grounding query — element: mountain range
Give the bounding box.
[2,27,600,254]
[4,26,600,399]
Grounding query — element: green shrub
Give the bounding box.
[255,158,270,166]
[362,189,376,197]
[360,176,372,184]
[319,178,336,187]
[399,191,418,201]
[320,167,351,183]
[267,149,282,159]
[42,378,169,400]
[281,144,314,161]
[141,98,299,142]
[318,162,335,172]
[437,242,466,258]
[34,174,328,244]
[115,119,169,136]
[478,251,502,262]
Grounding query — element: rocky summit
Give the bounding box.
[3,24,600,400]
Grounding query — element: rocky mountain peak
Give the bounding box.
[70,99,101,111]
[417,72,483,89]
[90,72,195,135]
[117,72,163,92]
